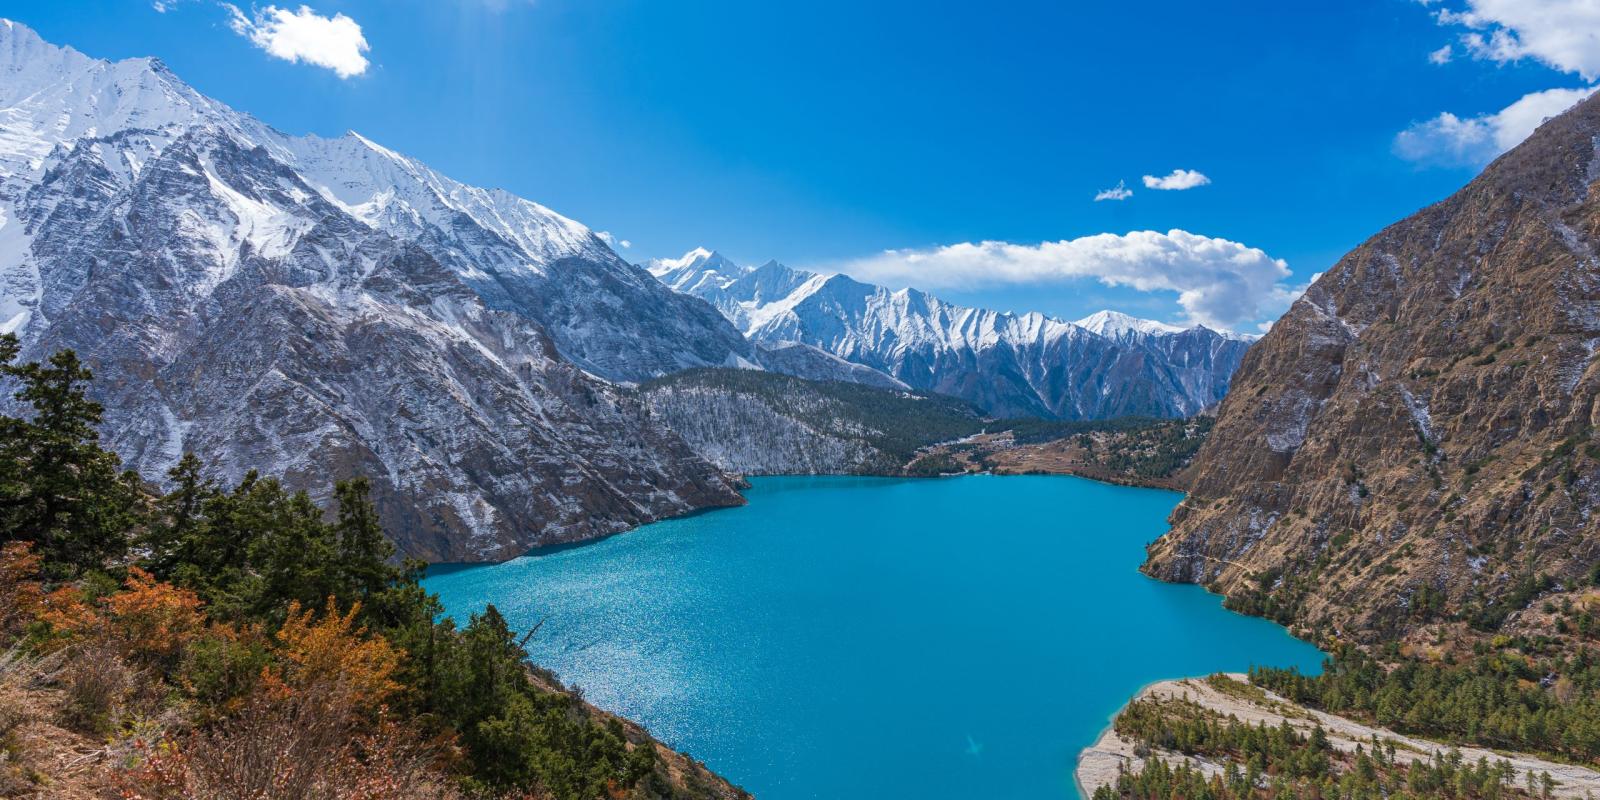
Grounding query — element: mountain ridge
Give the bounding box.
[0,20,751,561]
[1142,86,1600,644]
[646,248,1255,419]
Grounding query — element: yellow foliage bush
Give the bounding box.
[269,599,401,710]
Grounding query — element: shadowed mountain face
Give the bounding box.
[1144,91,1600,642]
[0,21,748,561]
[647,248,1255,420]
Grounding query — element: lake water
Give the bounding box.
[423,475,1324,800]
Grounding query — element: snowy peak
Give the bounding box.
[0,19,262,182]
[645,247,746,293]
[0,17,46,54]
[646,246,740,276]
[727,258,815,303]
[649,253,1256,419]
[1074,310,1187,339]
[0,21,756,561]
[0,21,604,274]
[1074,310,1257,342]
[0,18,71,73]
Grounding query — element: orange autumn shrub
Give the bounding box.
[105,567,205,665]
[31,567,206,669]
[0,541,43,640]
[35,584,98,644]
[270,599,401,709]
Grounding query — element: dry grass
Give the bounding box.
[0,645,107,799]
[116,692,465,800]
[55,644,134,737]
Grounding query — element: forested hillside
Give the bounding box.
[0,333,746,800]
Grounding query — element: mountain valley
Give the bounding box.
[9,8,1600,800]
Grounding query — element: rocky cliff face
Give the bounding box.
[647,249,1254,419]
[0,21,746,561]
[637,368,987,475]
[1144,92,1600,642]
[642,382,887,475]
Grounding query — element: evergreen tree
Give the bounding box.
[0,337,141,576]
[144,452,216,578]
[333,476,394,599]
[249,487,340,617]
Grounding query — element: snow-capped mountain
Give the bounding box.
[0,21,749,560]
[1074,309,1187,340]
[646,250,1255,419]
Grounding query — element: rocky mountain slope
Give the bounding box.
[1143,89,1600,644]
[647,248,1254,419]
[638,368,986,474]
[0,21,749,561]
[638,368,1215,486]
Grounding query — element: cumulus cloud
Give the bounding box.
[1094,181,1133,202]
[596,231,631,250]
[225,4,370,78]
[1141,169,1211,191]
[1435,0,1600,80]
[1401,2,1600,167]
[837,230,1294,330]
[1394,84,1596,166]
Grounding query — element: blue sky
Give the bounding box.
[3,0,1595,330]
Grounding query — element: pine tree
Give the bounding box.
[250,488,339,616]
[0,339,141,576]
[333,477,394,599]
[144,452,216,578]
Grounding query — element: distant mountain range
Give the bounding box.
[647,248,1255,419]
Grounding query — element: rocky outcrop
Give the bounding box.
[647,249,1254,419]
[1143,91,1600,642]
[0,21,746,561]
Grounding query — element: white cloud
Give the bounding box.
[1394,84,1596,166]
[596,231,631,250]
[1094,181,1133,202]
[1402,1,1600,168]
[837,229,1294,330]
[1256,271,1322,332]
[1141,169,1211,191]
[1435,0,1600,80]
[225,4,370,78]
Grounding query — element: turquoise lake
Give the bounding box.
[423,475,1325,800]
